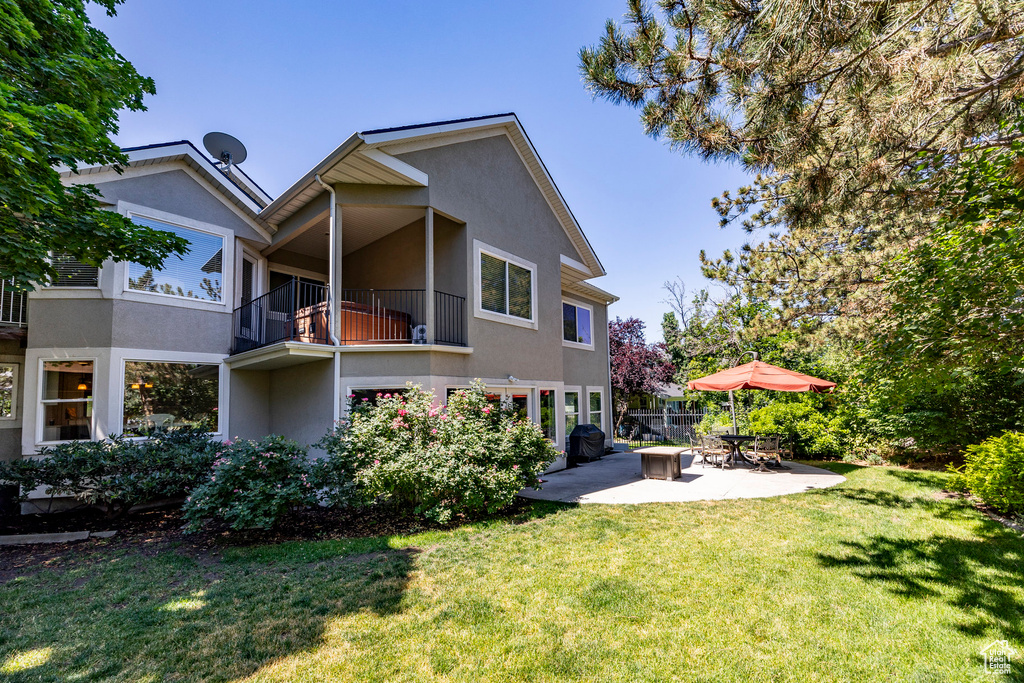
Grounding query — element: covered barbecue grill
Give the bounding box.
[568,424,605,465]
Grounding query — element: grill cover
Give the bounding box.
[569,424,605,464]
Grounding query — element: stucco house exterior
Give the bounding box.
[0,113,617,482]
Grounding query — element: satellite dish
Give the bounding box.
[203,132,247,171]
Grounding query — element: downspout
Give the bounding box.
[315,175,342,427]
[606,299,613,450]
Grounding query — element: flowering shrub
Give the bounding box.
[316,381,558,523]
[182,436,315,531]
[0,427,219,517]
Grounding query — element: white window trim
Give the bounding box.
[237,244,265,309]
[116,201,234,312]
[586,385,606,431]
[473,239,538,330]
[0,359,20,425]
[36,357,97,446]
[562,298,595,351]
[118,357,226,438]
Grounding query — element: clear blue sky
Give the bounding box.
[90,0,752,342]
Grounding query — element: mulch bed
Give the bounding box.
[0,499,540,579]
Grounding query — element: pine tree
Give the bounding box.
[581,0,1024,335]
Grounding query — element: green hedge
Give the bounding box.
[0,428,219,516]
[949,431,1024,515]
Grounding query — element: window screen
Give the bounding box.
[508,263,532,319]
[241,258,254,304]
[480,253,506,314]
[127,217,224,302]
[122,361,219,436]
[49,253,99,287]
[479,251,532,321]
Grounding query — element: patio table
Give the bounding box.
[719,434,757,469]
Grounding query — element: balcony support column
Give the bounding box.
[425,207,435,344]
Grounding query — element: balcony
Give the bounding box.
[232,283,466,354]
[233,280,330,354]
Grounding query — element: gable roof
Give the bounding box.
[59,141,272,223]
[260,113,606,278]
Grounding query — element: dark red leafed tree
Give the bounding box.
[609,317,674,433]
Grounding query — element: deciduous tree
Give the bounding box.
[609,317,674,431]
[1,0,188,289]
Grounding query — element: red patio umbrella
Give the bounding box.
[687,360,836,393]
[687,360,836,435]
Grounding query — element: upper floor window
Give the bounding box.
[48,253,99,287]
[562,301,593,348]
[474,241,536,328]
[127,216,224,302]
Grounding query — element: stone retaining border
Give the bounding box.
[0,530,117,546]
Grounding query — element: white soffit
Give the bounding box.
[271,206,425,258]
[562,276,619,305]
[260,137,428,228]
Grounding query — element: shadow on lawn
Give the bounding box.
[829,487,978,522]
[1,537,420,682]
[0,500,571,682]
[817,528,1024,645]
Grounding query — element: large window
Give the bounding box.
[127,217,224,302]
[562,302,593,347]
[0,363,16,419]
[478,245,534,323]
[41,360,93,441]
[122,361,219,436]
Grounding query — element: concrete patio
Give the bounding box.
[519,449,845,504]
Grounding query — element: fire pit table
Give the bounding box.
[636,446,685,480]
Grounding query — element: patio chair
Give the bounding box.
[699,435,727,468]
[777,434,795,460]
[752,435,782,468]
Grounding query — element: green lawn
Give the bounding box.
[1,464,1022,682]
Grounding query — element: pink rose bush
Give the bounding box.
[315,381,558,523]
[182,435,315,531]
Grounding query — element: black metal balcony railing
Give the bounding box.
[0,279,27,327]
[435,291,466,346]
[232,285,467,353]
[232,280,330,353]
